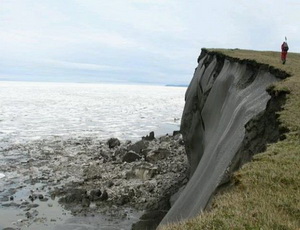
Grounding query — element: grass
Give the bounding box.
[161,49,300,230]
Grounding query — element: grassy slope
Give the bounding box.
[162,49,300,230]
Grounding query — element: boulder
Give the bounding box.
[146,148,171,163]
[128,140,149,154]
[114,147,127,157]
[107,138,121,149]
[122,151,142,163]
[142,131,155,141]
[99,190,108,201]
[89,189,102,201]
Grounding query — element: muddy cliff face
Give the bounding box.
[159,49,288,226]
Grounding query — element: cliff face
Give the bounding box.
[160,49,288,225]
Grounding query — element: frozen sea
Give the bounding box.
[0,81,187,229]
[0,81,186,143]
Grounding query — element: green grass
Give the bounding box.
[161,49,300,230]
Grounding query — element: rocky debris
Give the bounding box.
[0,132,188,229]
[48,133,188,215]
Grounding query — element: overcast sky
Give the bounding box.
[1,0,299,85]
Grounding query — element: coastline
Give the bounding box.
[0,131,188,230]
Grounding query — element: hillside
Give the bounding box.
[161,49,300,230]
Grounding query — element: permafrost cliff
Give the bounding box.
[159,49,289,226]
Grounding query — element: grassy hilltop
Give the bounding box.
[162,49,300,230]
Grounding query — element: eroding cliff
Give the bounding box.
[160,49,289,225]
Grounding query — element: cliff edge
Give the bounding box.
[160,48,290,226]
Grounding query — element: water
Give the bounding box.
[0,81,186,229]
[0,81,185,142]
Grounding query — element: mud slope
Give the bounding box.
[160,49,288,225]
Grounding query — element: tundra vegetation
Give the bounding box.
[162,49,300,230]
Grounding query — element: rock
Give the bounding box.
[28,203,39,208]
[40,197,49,202]
[99,190,108,201]
[21,201,30,205]
[173,130,181,136]
[1,202,20,208]
[128,140,149,154]
[25,211,32,219]
[122,151,142,163]
[142,131,155,141]
[89,189,102,201]
[141,148,152,157]
[9,133,188,224]
[146,148,171,163]
[114,147,126,157]
[107,138,121,149]
[99,151,110,162]
[32,209,39,217]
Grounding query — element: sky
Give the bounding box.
[1,0,300,85]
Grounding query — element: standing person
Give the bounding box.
[281,38,289,64]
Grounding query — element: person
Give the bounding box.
[281,41,289,64]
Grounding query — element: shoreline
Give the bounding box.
[0,131,188,229]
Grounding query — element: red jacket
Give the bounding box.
[281,42,289,53]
